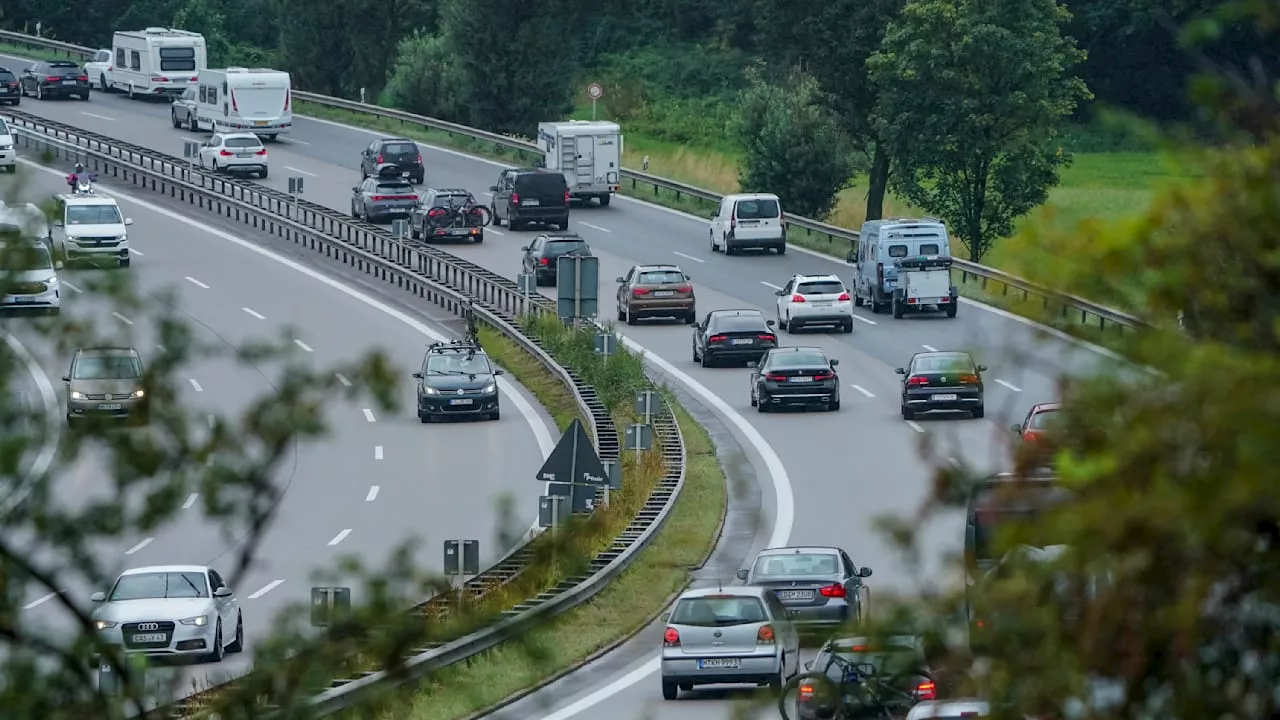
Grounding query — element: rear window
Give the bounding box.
[768,351,830,368]
[515,172,568,194]
[374,181,412,193]
[918,243,940,255]
[1027,409,1059,429]
[0,71,15,82]
[544,239,588,255]
[753,552,840,577]
[225,137,262,148]
[734,198,780,219]
[671,596,768,626]
[380,142,417,155]
[797,281,844,295]
[888,245,909,258]
[431,193,473,207]
[913,355,974,373]
[637,270,686,285]
[49,62,79,70]
[710,314,767,332]
[158,46,196,72]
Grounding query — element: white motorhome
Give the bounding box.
[536,120,621,206]
[107,28,206,98]
[192,68,292,139]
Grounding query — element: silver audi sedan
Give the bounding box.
[90,565,243,662]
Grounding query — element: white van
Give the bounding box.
[708,193,786,255]
[849,218,953,315]
[108,28,206,98]
[192,68,292,140]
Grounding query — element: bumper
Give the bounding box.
[423,226,483,241]
[37,84,89,97]
[218,161,267,173]
[368,205,416,221]
[65,244,129,265]
[661,653,783,685]
[99,623,216,657]
[630,300,694,317]
[67,398,146,420]
[760,382,839,406]
[726,232,785,250]
[903,388,982,412]
[789,309,853,327]
[703,345,770,362]
[783,602,850,630]
[1,289,60,311]
[510,208,569,224]
[418,392,499,418]
[0,148,14,166]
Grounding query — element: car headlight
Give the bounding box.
[421,386,439,395]
[70,391,85,400]
[95,620,117,630]
[179,615,208,627]
[481,383,496,394]
[131,389,145,398]
[0,144,11,151]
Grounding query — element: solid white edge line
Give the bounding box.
[188,378,203,392]
[242,307,266,320]
[906,420,926,433]
[761,281,782,290]
[22,592,57,610]
[0,332,61,517]
[293,339,314,352]
[247,579,284,599]
[111,311,133,325]
[184,275,209,288]
[852,314,876,325]
[361,408,376,422]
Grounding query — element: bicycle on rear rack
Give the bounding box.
[778,653,932,720]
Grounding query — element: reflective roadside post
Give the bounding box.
[288,176,304,219]
[391,218,410,240]
[443,539,480,605]
[182,139,200,178]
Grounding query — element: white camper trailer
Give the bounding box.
[192,68,292,139]
[536,121,622,206]
[107,28,206,98]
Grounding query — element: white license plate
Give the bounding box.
[653,291,675,297]
[738,220,758,226]
[776,590,814,601]
[254,120,268,126]
[449,398,473,405]
[130,633,165,643]
[98,403,122,410]
[11,296,36,303]
[917,297,943,304]
[236,153,252,158]
[698,658,740,669]
[522,199,540,206]
[63,80,78,85]
[788,376,814,383]
[812,301,833,307]
[932,394,957,401]
[730,338,752,345]
[449,228,469,234]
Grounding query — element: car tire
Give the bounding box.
[418,411,431,424]
[189,115,198,132]
[490,205,502,226]
[171,110,181,128]
[99,75,109,92]
[972,404,985,419]
[684,310,696,324]
[119,258,130,268]
[226,612,244,653]
[259,167,268,179]
[830,397,841,411]
[661,680,678,701]
[769,667,785,692]
[843,321,854,333]
[901,404,914,421]
[205,621,224,663]
[625,307,638,325]
[700,351,713,368]
[212,160,220,174]
[854,294,864,307]
[893,297,905,319]
[776,244,786,255]
[80,91,90,101]
[750,391,757,407]
[710,233,718,252]
[489,409,500,421]
[946,301,958,318]
[757,395,769,412]
[35,84,43,101]
[617,306,626,322]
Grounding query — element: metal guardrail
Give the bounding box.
[3,111,687,718]
[0,29,1145,331]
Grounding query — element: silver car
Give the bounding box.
[660,586,801,699]
[350,164,420,223]
[737,546,871,634]
[90,565,243,662]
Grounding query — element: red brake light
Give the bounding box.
[663,627,680,647]
[427,208,446,217]
[370,195,388,201]
[756,624,775,644]
[765,372,787,381]
[632,288,650,296]
[818,583,845,598]
[376,155,384,164]
[218,150,233,156]
[539,258,549,266]
[283,88,290,111]
[850,645,868,652]
[906,376,928,386]
[673,285,692,293]
[230,90,238,112]
[791,294,805,303]
[255,149,267,156]
[564,189,570,205]
[757,334,775,342]
[837,292,851,301]
[417,154,422,164]
[798,683,815,702]
[707,334,727,343]
[1023,430,1040,443]
[78,76,88,82]
[959,374,979,383]
[815,371,834,380]
[151,76,166,82]
[511,192,520,204]
[916,681,936,700]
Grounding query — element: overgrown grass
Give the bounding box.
[0,41,76,63]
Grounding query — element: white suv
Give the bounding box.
[53,194,133,267]
[773,274,854,333]
[0,118,15,173]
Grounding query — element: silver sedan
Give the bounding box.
[90,564,243,662]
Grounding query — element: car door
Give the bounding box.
[763,592,799,672]
[361,140,378,176]
[750,353,766,399]
[491,171,510,218]
[202,135,220,166]
[776,278,794,320]
[207,570,236,630]
[617,265,636,309]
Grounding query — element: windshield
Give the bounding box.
[425,353,491,375]
[913,355,974,373]
[970,486,1074,564]
[225,136,262,148]
[381,142,416,155]
[0,244,53,271]
[638,270,686,285]
[769,351,830,368]
[753,552,840,577]
[709,314,767,332]
[66,204,123,225]
[0,119,9,133]
[734,198,779,219]
[73,355,141,380]
[544,240,588,255]
[1027,409,1060,429]
[797,281,845,295]
[671,596,767,626]
[109,571,208,600]
[825,638,919,674]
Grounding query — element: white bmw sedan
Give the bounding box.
[91,565,243,662]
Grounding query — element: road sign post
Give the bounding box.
[182,140,200,174]
[587,83,603,120]
[309,586,352,628]
[443,539,479,600]
[517,272,537,308]
[625,423,653,463]
[556,255,599,327]
[536,417,609,519]
[634,390,659,423]
[594,331,617,361]
[391,218,410,240]
[288,176,304,218]
[539,495,569,527]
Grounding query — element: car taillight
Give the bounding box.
[283,88,290,111]
[417,154,422,164]
[758,334,775,342]
[791,294,805,302]
[959,374,979,383]
[255,149,266,156]
[151,76,166,83]
[707,334,726,343]
[564,189,570,205]
[837,292,851,301]
[765,372,787,381]
[78,76,88,82]
[511,192,521,204]
[188,76,196,82]
[632,288,650,296]
[673,285,692,293]
[376,155,384,164]
[1023,430,1040,443]
[230,90,238,112]
[663,627,680,647]
[906,376,928,386]
[798,683,816,702]
[916,681,936,700]
[730,215,737,230]
[539,257,549,265]
[818,583,845,598]
[370,195,388,201]
[815,371,834,380]
[218,150,233,156]
[428,208,446,217]
[756,624,775,644]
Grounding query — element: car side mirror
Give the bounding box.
[735,569,748,581]
[213,586,233,597]
[765,320,775,327]
[894,368,906,374]
[489,185,498,192]
[54,260,63,269]
[615,276,625,283]
[804,661,812,670]
[774,289,785,296]
[858,566,872,578]
[660,612,671,623]
[977,365,988,371]
[61,375,70,382]
[520,246,530,251]
[830,359,839,366]
[124,218,133,226]
[1011,424,1022,434]
[412,372,422,379]
[494,369,505,376]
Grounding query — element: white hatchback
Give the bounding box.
[774,274,854,333]
[196,133,268,178]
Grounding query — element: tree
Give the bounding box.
[868,0,1090,263]
[733,67,856,220]
[754,0,905,222]
[386,32,464,121]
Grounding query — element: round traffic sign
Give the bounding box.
[587,83,603,100]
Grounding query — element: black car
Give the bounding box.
[411,187,485,243]
[751,347,840,412]
[489,169,570,230]
[20,61,90,101]
[795,635,936,720]
[691,309,777,368]
[736,546,871,635]
[360,137,423,183]
[520,233,590,286]
[896,351,986,420]
[412,341,504,422]
[0,66,20,106]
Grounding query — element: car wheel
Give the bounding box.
[778,314,788,331]
[79,91,90,101]
[946,301,959,318]
[854,294,864,307]
[189,115,198,132]
[226,612,244,653]
[661,680,678,701]
[972,404,985,419]
[99,74,109,92]
[750,390,757,407]
[625,307,638,325]
[757,394,769,412]
[35,84,43,100]
[843,321,854,333]
[212,160,220,173]
[419,411,431,424]
[490,205,502,226]
[901,404,914,421]
[830,397,841,411]
[700,351,713,368]
[259,167,268,179]
[171,110,181,128]
[119,258,130,268]
[769,667,785,692]
[205,621,224,662]
[617,306,626,322]
[684,310,696,324]
[488,408,500,421]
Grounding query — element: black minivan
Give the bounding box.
[489,169,570,231]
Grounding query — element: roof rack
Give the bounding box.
[894,255,952,270]
[426,339,482,353]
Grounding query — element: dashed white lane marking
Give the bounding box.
[906,420,925,433]
[851,384,875,398]
[111,311,133,325]
[293,339,314,352]
[672,251,704,263]
[283,137,311,145]
[81,111,114,121]
[335,373,352,387]
[23,592,58,610]
[328,529,352,546]
[579,222,610,233]
[130,249,144,256]
[248,580,284,599]
[374,445,383,460]
[182,493,199,509]
[487,228,504,236]
[242,307,265,320]
[283,165,316,177]
[921,345,937,352]
[156,344,166,352]
[994,379,1022,392]
[365,485,379,502]
[184,276,209,289]
[206,413,216,428]
[63,280,83,293]
[948,457,961,467]
[125,537,154,555]
[761,281,783,290]
[362,408,376,422]
[482,191,493,197]
[852,314,877,325]
[188,378,203,392]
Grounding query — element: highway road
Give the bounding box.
[0,162,550,702]
[1,76,1120,718]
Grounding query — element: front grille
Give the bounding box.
[83,393,133,401]
[122,621,175,649]
[72,237,120,247]
[7,282,47,295]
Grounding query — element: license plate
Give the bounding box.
[98,403,122,410]
[254,120,268,126]
[522,199,540,206]
[917,297,943,304]
[777,590,814,600]
[812,301,833,306]
[237,153,252,158]
[63,80,77,85]
[11,296,36,303]
[698,658,740,669]
[449,398,473,405]
[731,338,752,345]
[738,220,758,226]
[131,633,166,643]
[932,394,957,401]
[449,228,469,234]
[788,376,814,383]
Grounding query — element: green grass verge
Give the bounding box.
[356,328,726,720]
[0,40,78,63]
